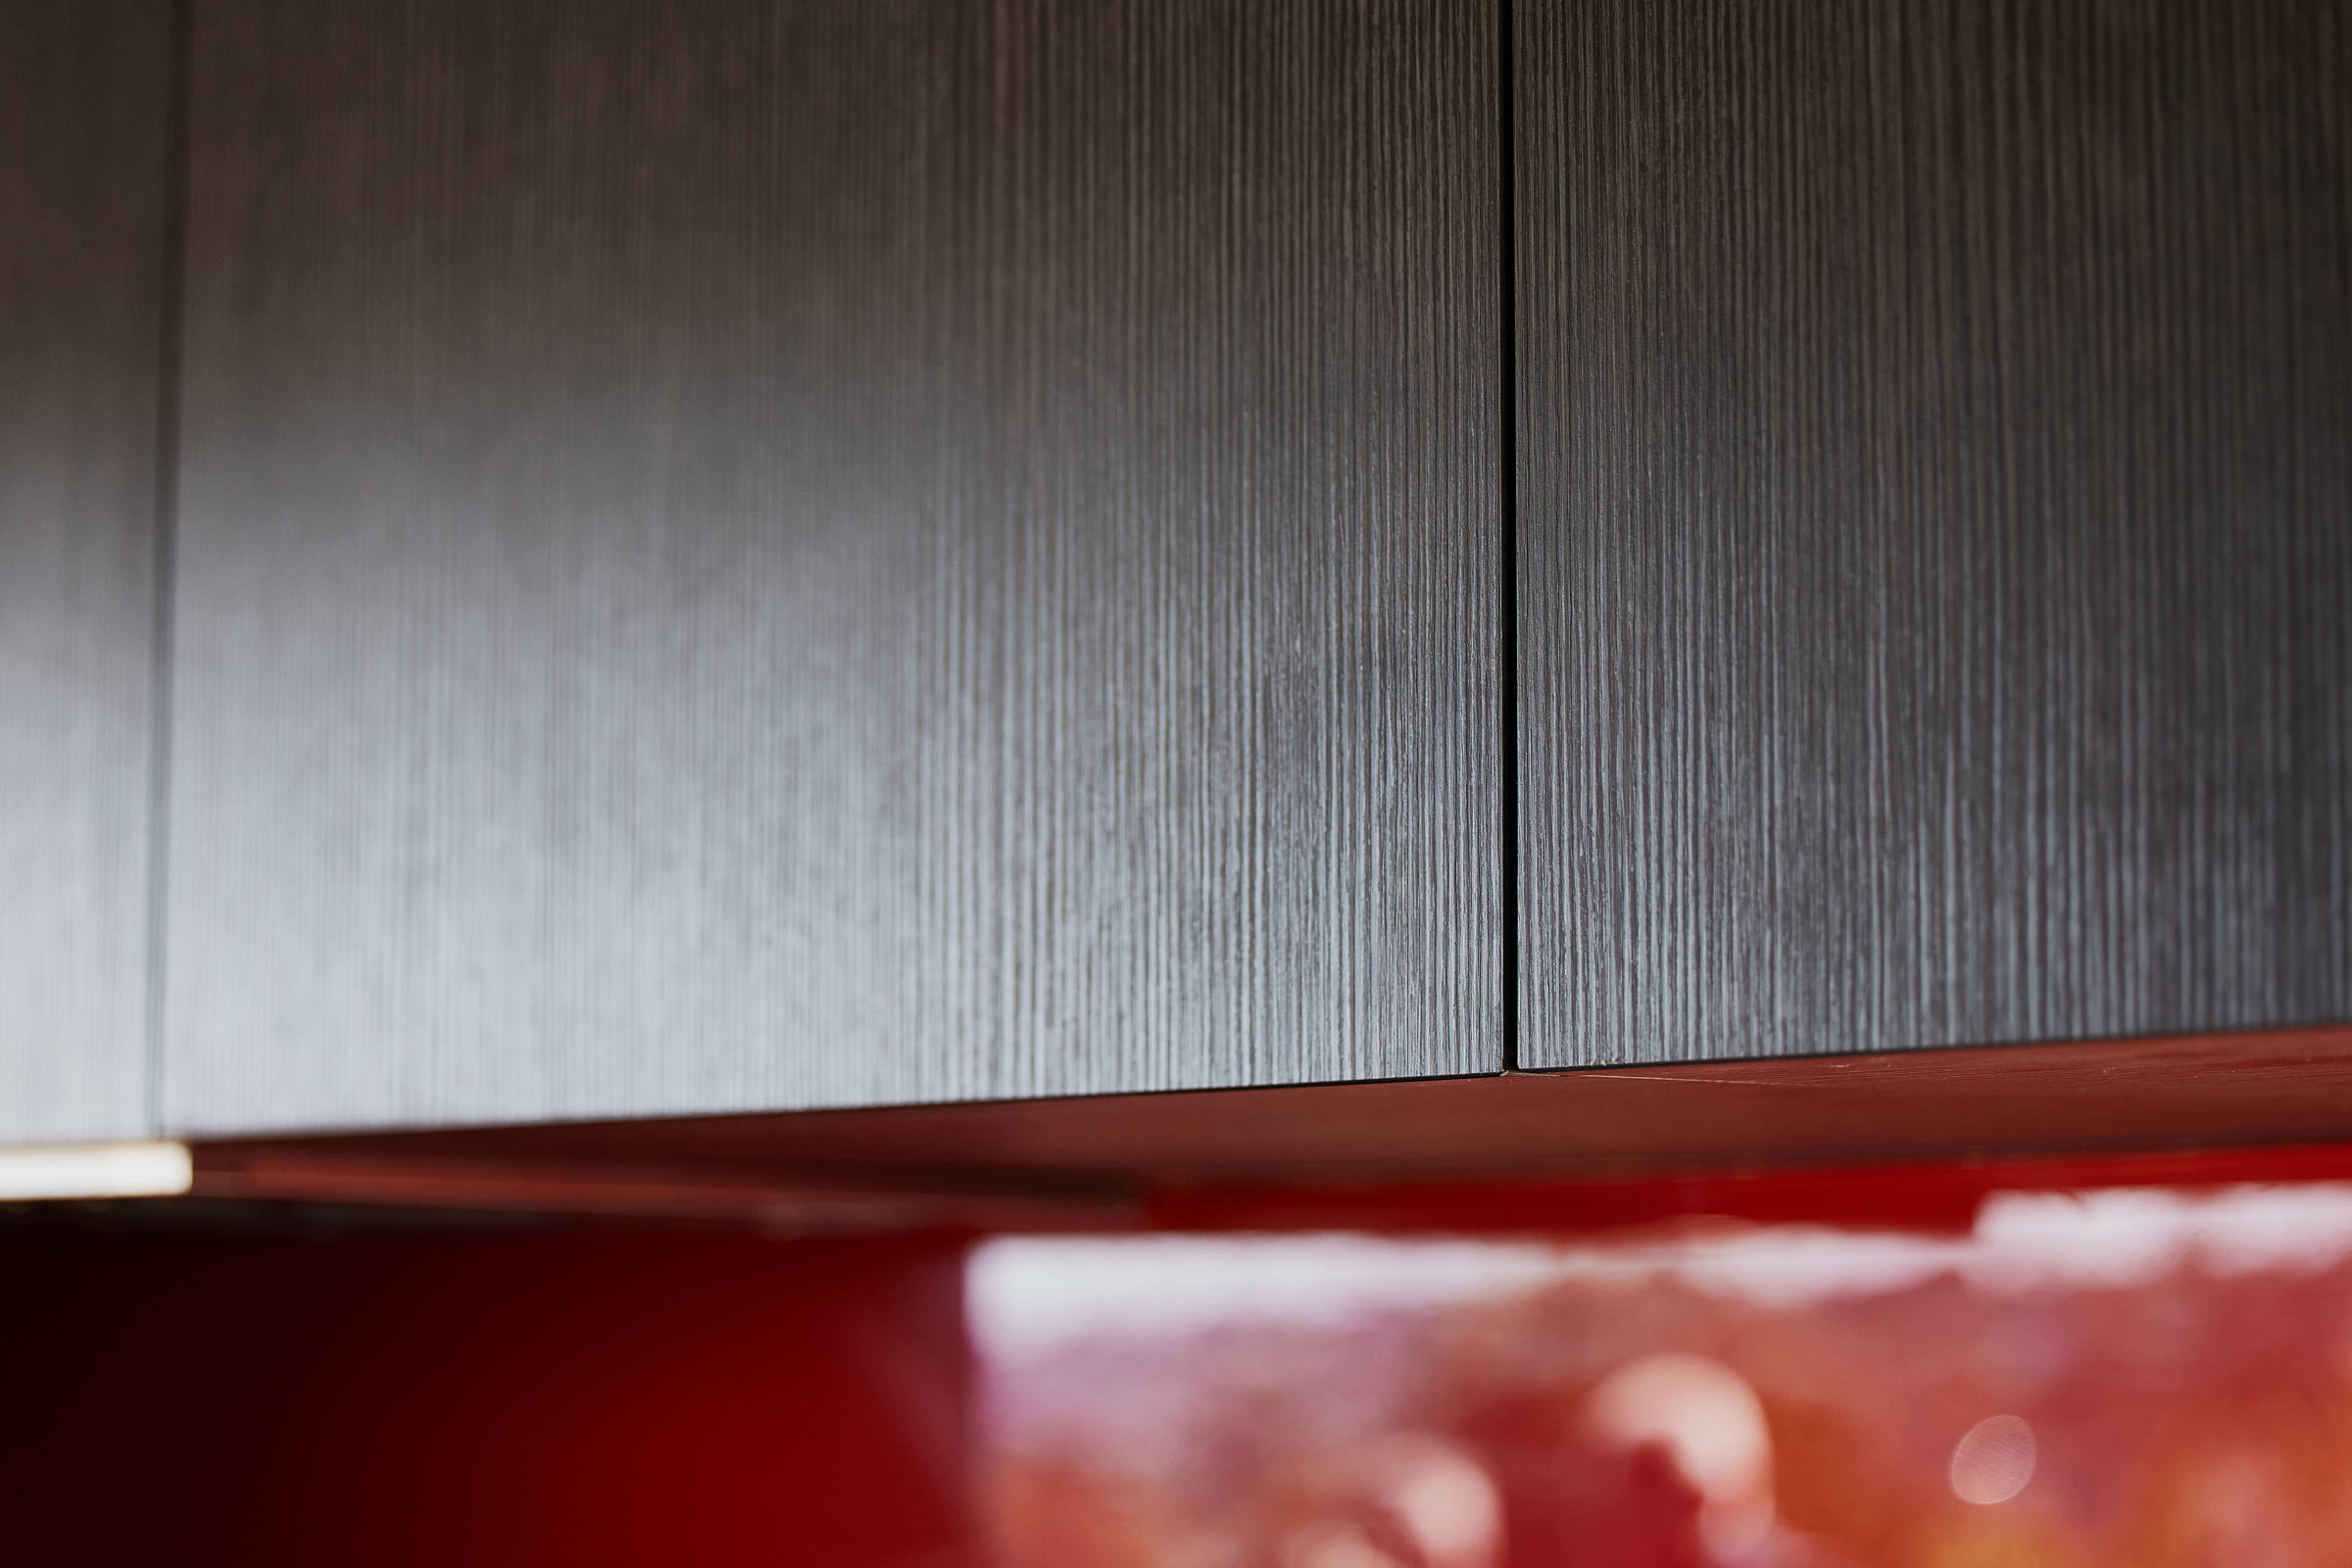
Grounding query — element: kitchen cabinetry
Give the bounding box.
[0,1,172,1141]
[163,0,1502,1131]
[1514,0,2351,1065]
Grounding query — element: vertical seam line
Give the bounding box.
[1497,0,1523,1074]
[143,0,194,1137]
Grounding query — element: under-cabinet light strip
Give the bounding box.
[0,1141,192,1200]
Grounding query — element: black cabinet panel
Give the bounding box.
[0,2,170,1141]
[167,0,1500,1130]
[1518,0,2351,1063]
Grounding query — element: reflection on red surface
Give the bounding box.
[973,1185,2352,1567]
[0,1229,969,1567]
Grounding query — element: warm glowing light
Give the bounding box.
[1585,1354,1771,1502]
[966,1235,1567,1358]
[1370,1437,1503,1568]
[1949,1413,2037,1504]
[1584,1353,1775,1559]
[0,1141,192,1200]
[1285,1523,1406,1568]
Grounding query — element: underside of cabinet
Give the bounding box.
[177,1024,2352,1228]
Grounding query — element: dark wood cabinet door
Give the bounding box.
[0,1,171,1142]
[1517,0,2351,1065]
[166,0,1501,1131]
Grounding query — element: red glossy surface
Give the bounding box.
[14,1145,2352,1566]
[975,1182,2352,1567]
[0,1228,968,1567]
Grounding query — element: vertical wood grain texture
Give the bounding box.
[0,2,170,1141]
[1519,0,2351,1064]
[167,0,1500,1132]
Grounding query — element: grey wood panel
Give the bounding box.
[1519,0,2352,1065]
[167,0,1501,1133]
[0,1,171,1142]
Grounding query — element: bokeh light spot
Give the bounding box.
[1949,1413,2037,1504]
